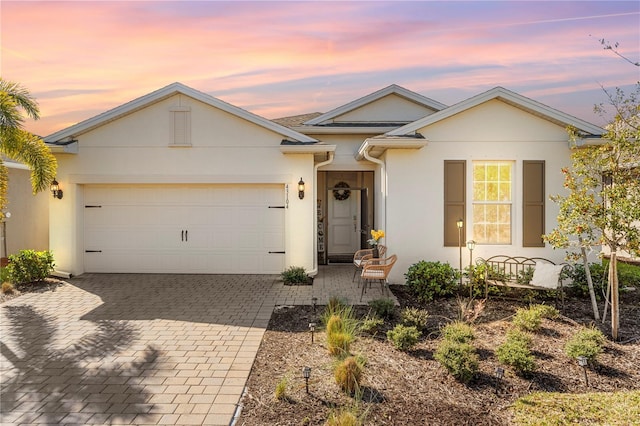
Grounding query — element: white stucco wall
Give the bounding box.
[50,93,316,275]
[334,94,437,123]
[3,167,49,258]
[384,100,574,283]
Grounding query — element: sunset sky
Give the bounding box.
[2,1,639,137]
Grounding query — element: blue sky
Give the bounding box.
[2,1,638,136]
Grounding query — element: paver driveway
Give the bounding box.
[1,267,397,425]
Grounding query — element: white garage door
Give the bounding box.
[83,184,285,274]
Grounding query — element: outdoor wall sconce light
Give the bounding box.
[577,356,589,386]
[302,366,311,393]
[50,179,63,199]
[298,178,305,199]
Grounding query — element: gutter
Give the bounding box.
[308,152,335,276]
[362,148,387,245]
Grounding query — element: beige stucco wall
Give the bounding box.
[334,94,436,123]
[50,93,316,275]
[2,167,49,258]
[384,100,574,283]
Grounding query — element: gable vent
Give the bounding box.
[170,106,191,146]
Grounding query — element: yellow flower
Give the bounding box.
[370,229,385,242]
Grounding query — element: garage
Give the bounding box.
[83,184,285,274]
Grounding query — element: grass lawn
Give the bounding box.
[512,390,640,425]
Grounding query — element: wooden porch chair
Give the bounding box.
[352,244,387,283]
[360,254,397,301]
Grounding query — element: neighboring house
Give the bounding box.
[32,82,604,282]
[1,161,49,261]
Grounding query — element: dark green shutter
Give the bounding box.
[444,160,466,247]
[523,160,545,247]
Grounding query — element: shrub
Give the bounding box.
[400,307,429,331]
[564,326,606,363]
[274,376,288,401]
[532,304,560,319]
[512,306,543,332]
[441,321,475,344]
[281,266,309,285]
[6,250,54,284]
[405,260,459,302]
[497,329,536,376]
[359,316,384,334]
[334,356,364,394]
[387,324,421,351]
[368,298,395,319]
[434,340,479,383]
[2,281,14,294]
[512,304,559,332]
[325,306,359,357]
[326,406,363,426]
[568,262,607,298]
[328,332,354,357]
[0,266,10,283]
[326,296,349,315]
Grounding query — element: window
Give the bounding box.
[472,161,512,244]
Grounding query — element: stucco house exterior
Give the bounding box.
[8,82,606,282]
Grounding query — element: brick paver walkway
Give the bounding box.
[0,265,396,425]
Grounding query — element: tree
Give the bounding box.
[544,83,640,339]
[0,78,57,218]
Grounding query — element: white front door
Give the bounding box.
[328,184,360,255]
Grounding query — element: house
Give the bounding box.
[13,82,604,282]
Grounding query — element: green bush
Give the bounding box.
[359,316,384,334]
[564,327,606,363]
[368,298,395,319]
[434,340,479,383]
[400,307,429,331]
[6,250,54,284]
[512,304,559,332]
[512,307,542,332]
[386,324,421,351]
[496,329,536,376]
[441,321,475,344]
[405,260,459,302]
[569,263,607,298]
[274,376,288,401]
[281,266,309,285]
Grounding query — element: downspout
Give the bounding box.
[363,147,386,244]
[309,152,334,276]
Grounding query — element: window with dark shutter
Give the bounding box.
[523,160,545,247]
[444,160,466,247]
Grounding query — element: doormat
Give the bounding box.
[328,255,353,264]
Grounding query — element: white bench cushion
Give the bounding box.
[531,262,565,289]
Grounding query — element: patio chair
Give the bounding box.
[360,254,397,301]
[352,244,387,283]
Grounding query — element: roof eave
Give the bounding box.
[355,136,428,160]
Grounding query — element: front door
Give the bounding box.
[327,180,360,256]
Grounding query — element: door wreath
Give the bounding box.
[333,181,351,201]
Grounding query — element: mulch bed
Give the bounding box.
[237,286,640,425]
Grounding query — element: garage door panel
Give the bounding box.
[84,184,285,274]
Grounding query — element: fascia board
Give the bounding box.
[44,82,317,144]
[292,125,404,135]
[280,144,337,154]
[355,137,428,160]
[388,87,605,137]
[303,84,447,125]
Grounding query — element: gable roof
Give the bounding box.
[387,86,604,137]
[44,82,318,144]
[303,84,447,126]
